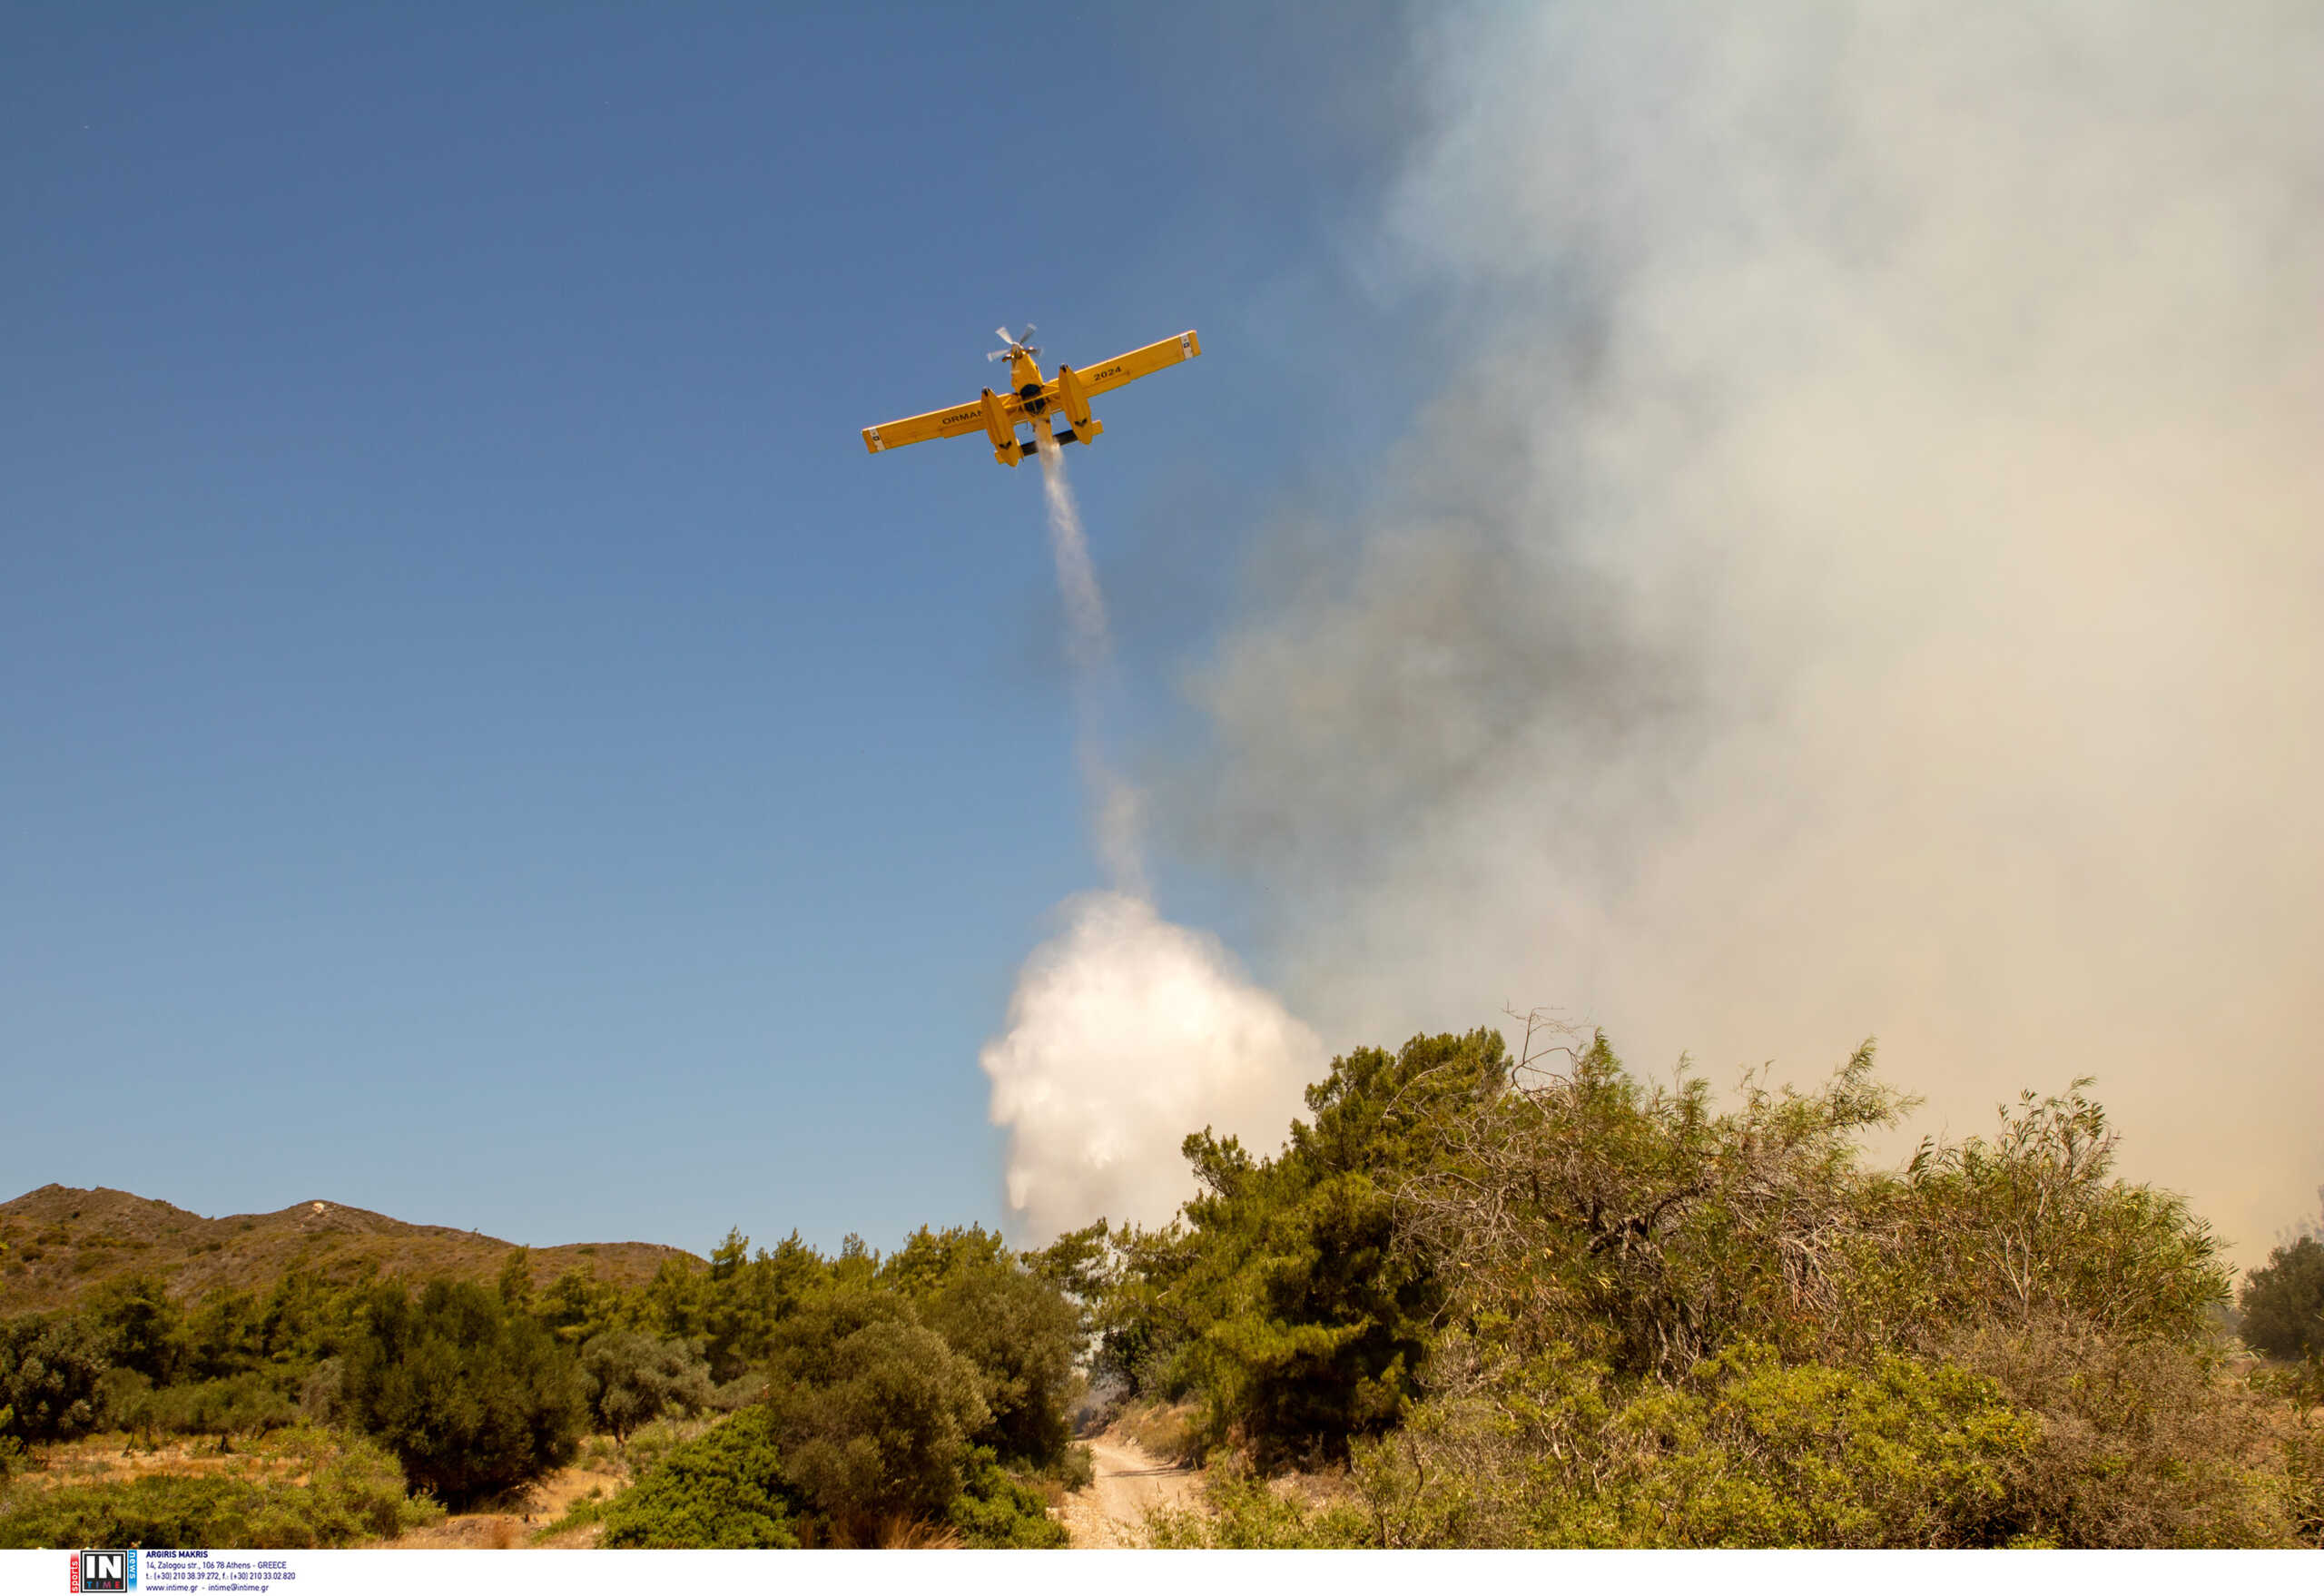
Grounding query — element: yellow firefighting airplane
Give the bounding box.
[861,325,1202,467]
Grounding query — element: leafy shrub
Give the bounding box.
[0,1427,436,1549]
[1115,1024,2317,1546]
[1157,1341,2038,1548]
[761,1288,990,1535]
[2283,1415,2324,1547]
[0,1314,113,1443]
[2240,1237,2324,1361]
[1885,1081,2233,1345]
[1051,1442,1095,1493]
[706,1372,766,1412]
[946,1447,1068,1548]
[1953,1319,2294,1547]
[85,1275,182,1384]
[1146,1457,1366,1549]
[110,1372,299,1443]
[534,1491,608,1542]
[599,1407,803,1549]
[578,1330,713,1439]
[340,1279,586,1507]
[615,1413,716,1481]
[595,1414,1064,1549]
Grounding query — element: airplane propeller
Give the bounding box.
[988,323,1039,360]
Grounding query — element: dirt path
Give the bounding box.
[1059,1436,1203,1548]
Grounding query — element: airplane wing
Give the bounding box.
[1072,330,1202,399]
[862,396,997,455]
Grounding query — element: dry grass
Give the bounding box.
[366,1448,627,1549]
[13,1431,323,1493]
[874,1513,964,1549]
[1112,1400,1201,1465]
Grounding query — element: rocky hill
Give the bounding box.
[0,1184,700,1315]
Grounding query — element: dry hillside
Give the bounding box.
[0,1184,699,1315]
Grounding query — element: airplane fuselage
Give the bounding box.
[1008,352,1049,409]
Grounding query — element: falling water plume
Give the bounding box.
[980,428,1323,1240]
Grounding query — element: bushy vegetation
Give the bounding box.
[947,1447,1070,1548]
[0,1207,1089,1548]
[8,1019,2311,1550]
[103,1370,299,1444]
[598,1390,1064,1547]
[591,1231,1084,1547]
[2241,1236,2324,1361]
[598,1406,804,1548]
[886,1225,1083,1467]
[0,1426,436,1549]
[340,1279,587,1508]
[0,1315,113,1443]
[1118,1022,2322,1548]
[578,1329,713,1440]
[760,1287,988,1532]
[1094,1032,1501,1465]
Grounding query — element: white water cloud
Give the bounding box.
[980,891,1323,1239]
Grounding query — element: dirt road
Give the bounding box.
[1059,1435,1203,1548]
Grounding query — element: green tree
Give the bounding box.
[883,1225,1083,1466]
[340,1279,586,1507]
[701,1231,822,1382]
[0,1314,114,1443]
[86,1275,182,1384]
[1115,1029,1509,1460]
[252,1271,368,1368]
[1026,1219,1112,1304]
[578,1329,713,1439]
[116,1373,298,1445]
[534,1267,626,1349]
[760,1287,989,1535]
[182,1288,265,1381]
[2240,1236,2324,1361]
[496,1247,535,1315]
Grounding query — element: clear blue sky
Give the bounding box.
[3,5,1429,1252]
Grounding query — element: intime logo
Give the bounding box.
[69,1549,135,1592]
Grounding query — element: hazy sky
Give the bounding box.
[9,4,2318,1266]
[1179,4,2324,1265]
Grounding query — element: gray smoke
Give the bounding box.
[1177,3,2324,1262]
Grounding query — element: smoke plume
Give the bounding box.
[981,435,1324,1239]
[1178,3,2324,1262]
